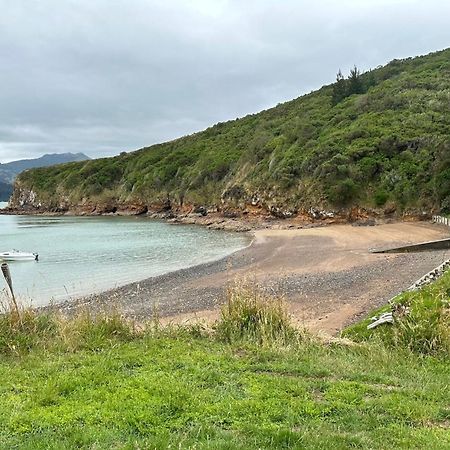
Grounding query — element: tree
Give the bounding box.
[348,65,364,95]
[331,69,348,106]
[363,70,377,91]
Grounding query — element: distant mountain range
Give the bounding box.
[0,153,90,201]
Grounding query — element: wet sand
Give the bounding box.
[56,222,450,335]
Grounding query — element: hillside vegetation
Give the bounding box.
[11,48,450,217]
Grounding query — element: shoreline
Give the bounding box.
[48,221,450,336]
[0,203,424,233]
[46,244,251,317]
[0,207,330,232]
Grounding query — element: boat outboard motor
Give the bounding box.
[34,253,39,261]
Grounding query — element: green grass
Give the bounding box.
[0,331,449,449]
[343,269,450,356]
[0,281,449,449]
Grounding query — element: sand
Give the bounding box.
[56,221,450,336]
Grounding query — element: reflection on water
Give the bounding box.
[0,215,250,306]
[17,217,79,228]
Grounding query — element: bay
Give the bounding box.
[0,215,250,306]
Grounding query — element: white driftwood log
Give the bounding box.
[367,312,394,329]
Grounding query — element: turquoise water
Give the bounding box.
[0,215,250,306]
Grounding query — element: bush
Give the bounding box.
[374,188,389,206]
[327,178,359,205]
[214,281,297,346]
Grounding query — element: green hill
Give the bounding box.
[11,48,450,217]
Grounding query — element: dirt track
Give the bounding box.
[58,222,450,335]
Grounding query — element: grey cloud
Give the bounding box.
[0,0,449,162]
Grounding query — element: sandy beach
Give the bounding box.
[56,221,450,335]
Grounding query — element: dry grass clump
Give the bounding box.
[214,280,298,346]
[56,308,138,352]
[0,293,138,355]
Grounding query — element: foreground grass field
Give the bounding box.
[0,283,449,449]
[0,331,449,449]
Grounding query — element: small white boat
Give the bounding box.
[0,250,39,261]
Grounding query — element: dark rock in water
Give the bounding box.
[162,210,175,219]
[50,206,69,213]
[148,210,175,220]
[135,205,148,216]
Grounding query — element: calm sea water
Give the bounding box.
[0,215,250,306]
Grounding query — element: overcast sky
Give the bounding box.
[0,0,449,163]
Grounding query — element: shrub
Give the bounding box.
[374,188,389,206]
[214,281,297,346]
[327,178,359,205]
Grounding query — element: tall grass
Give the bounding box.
[214,281,298,346]
[392,288,450,355]
[343,270,450,356]
[0,294,138,355]
[0,309,57,355]
[56,309,137,352]
[0,288,209,355]
[2,273,448,357]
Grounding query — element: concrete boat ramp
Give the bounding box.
[371,215,450,253]
[372,237,450,253]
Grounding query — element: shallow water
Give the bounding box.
[0,215,250,306]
